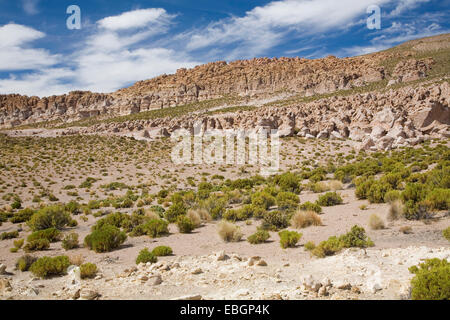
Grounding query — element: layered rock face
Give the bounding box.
[88,81,449,151]
[0,56,386,128]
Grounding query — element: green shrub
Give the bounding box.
[13,238,24,249]
[304,241,315,251]
[27,205,71,231]
[279,230,302,249]
[251,191,275,210]
[201,195,227,220]
[10,208,35,223]
[131,219,169,238]
[311,225,374,258]
[84,224,127,253]
[176,216,195,233]
[16,254,37,271]
[273,172,302,193]
[152,246,173,256]
[136,248,157,264]
[262,211,289,231]
[223,205,254,221]
[27,228,61,243]
[443,227,450,241]
[80,263,98,279]
[299,201,322,214]
[165,202,187,223]
[425,188,450,210]
[65,201,82,215]
[24,239,50,252]
[62,232,79,250]
[29,255,70,278]
[339,225,374,248]
[316,192,343,206]
[312,236,342,258]
[409,258,450,300]
[276,192,299,211]
[247,230,270,244]
[384,190,402,203]
[0,230,19,240]
[355,177,374,200]
[367,181,392,203]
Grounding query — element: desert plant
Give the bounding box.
[217,220,242,242]
[152,245,173,256]
[16,254,37,271]
[0,230,19,240]
[27,205,71,231]
[262,211,289,231]
[136,248,157,264]
[247,230,270,244]
[299,201,322,214]
[368,214,385,230]
[186,209,202,227]
[176,216,195,233]
[84,224,127,253]
[388,199,404,221]
[27,228,61,243]
[443,227,450,241]
[290,210,322,229]
[165,202,187,223]
[80,263,98,279]
[316,192,343,206]
[276,192,299,211]
[251,191,276,210]
[10,208,35,223]
[62,232,79,250]
[131,219,169,238]
[304,241,316,251]
[24,239,50,252]
[279,230,302,248]
[29,255,70,278]
[409,258,450,300]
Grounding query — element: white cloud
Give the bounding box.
[97,8,173,31]
[0,9,197,96]
[0,68,75,97]
[0,24,61,71]
[184,0,392,58]
[388,0,430,17]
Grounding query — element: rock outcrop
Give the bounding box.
[0,55,386,128]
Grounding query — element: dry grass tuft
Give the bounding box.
[68,253,84,266]
[290,210,323,229]
[328,180,344,191]
[217,220,242,242]
[369,214,385,230]
[388,200,404,221]
[186,209,202,227]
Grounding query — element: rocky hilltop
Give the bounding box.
[0,56,386,128]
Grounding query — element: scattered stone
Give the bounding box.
[0,264,6,275]
[80,288,100,300]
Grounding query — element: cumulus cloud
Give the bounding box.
[0,9,197,96]
[0,24,61,71]
[97,8,174,31]
[184,0,392,58]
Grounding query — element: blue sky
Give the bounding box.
[0,0,448,97]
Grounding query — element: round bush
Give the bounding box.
[84,224,127,253]
[136,248,157,264]
[152,245,173,256]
